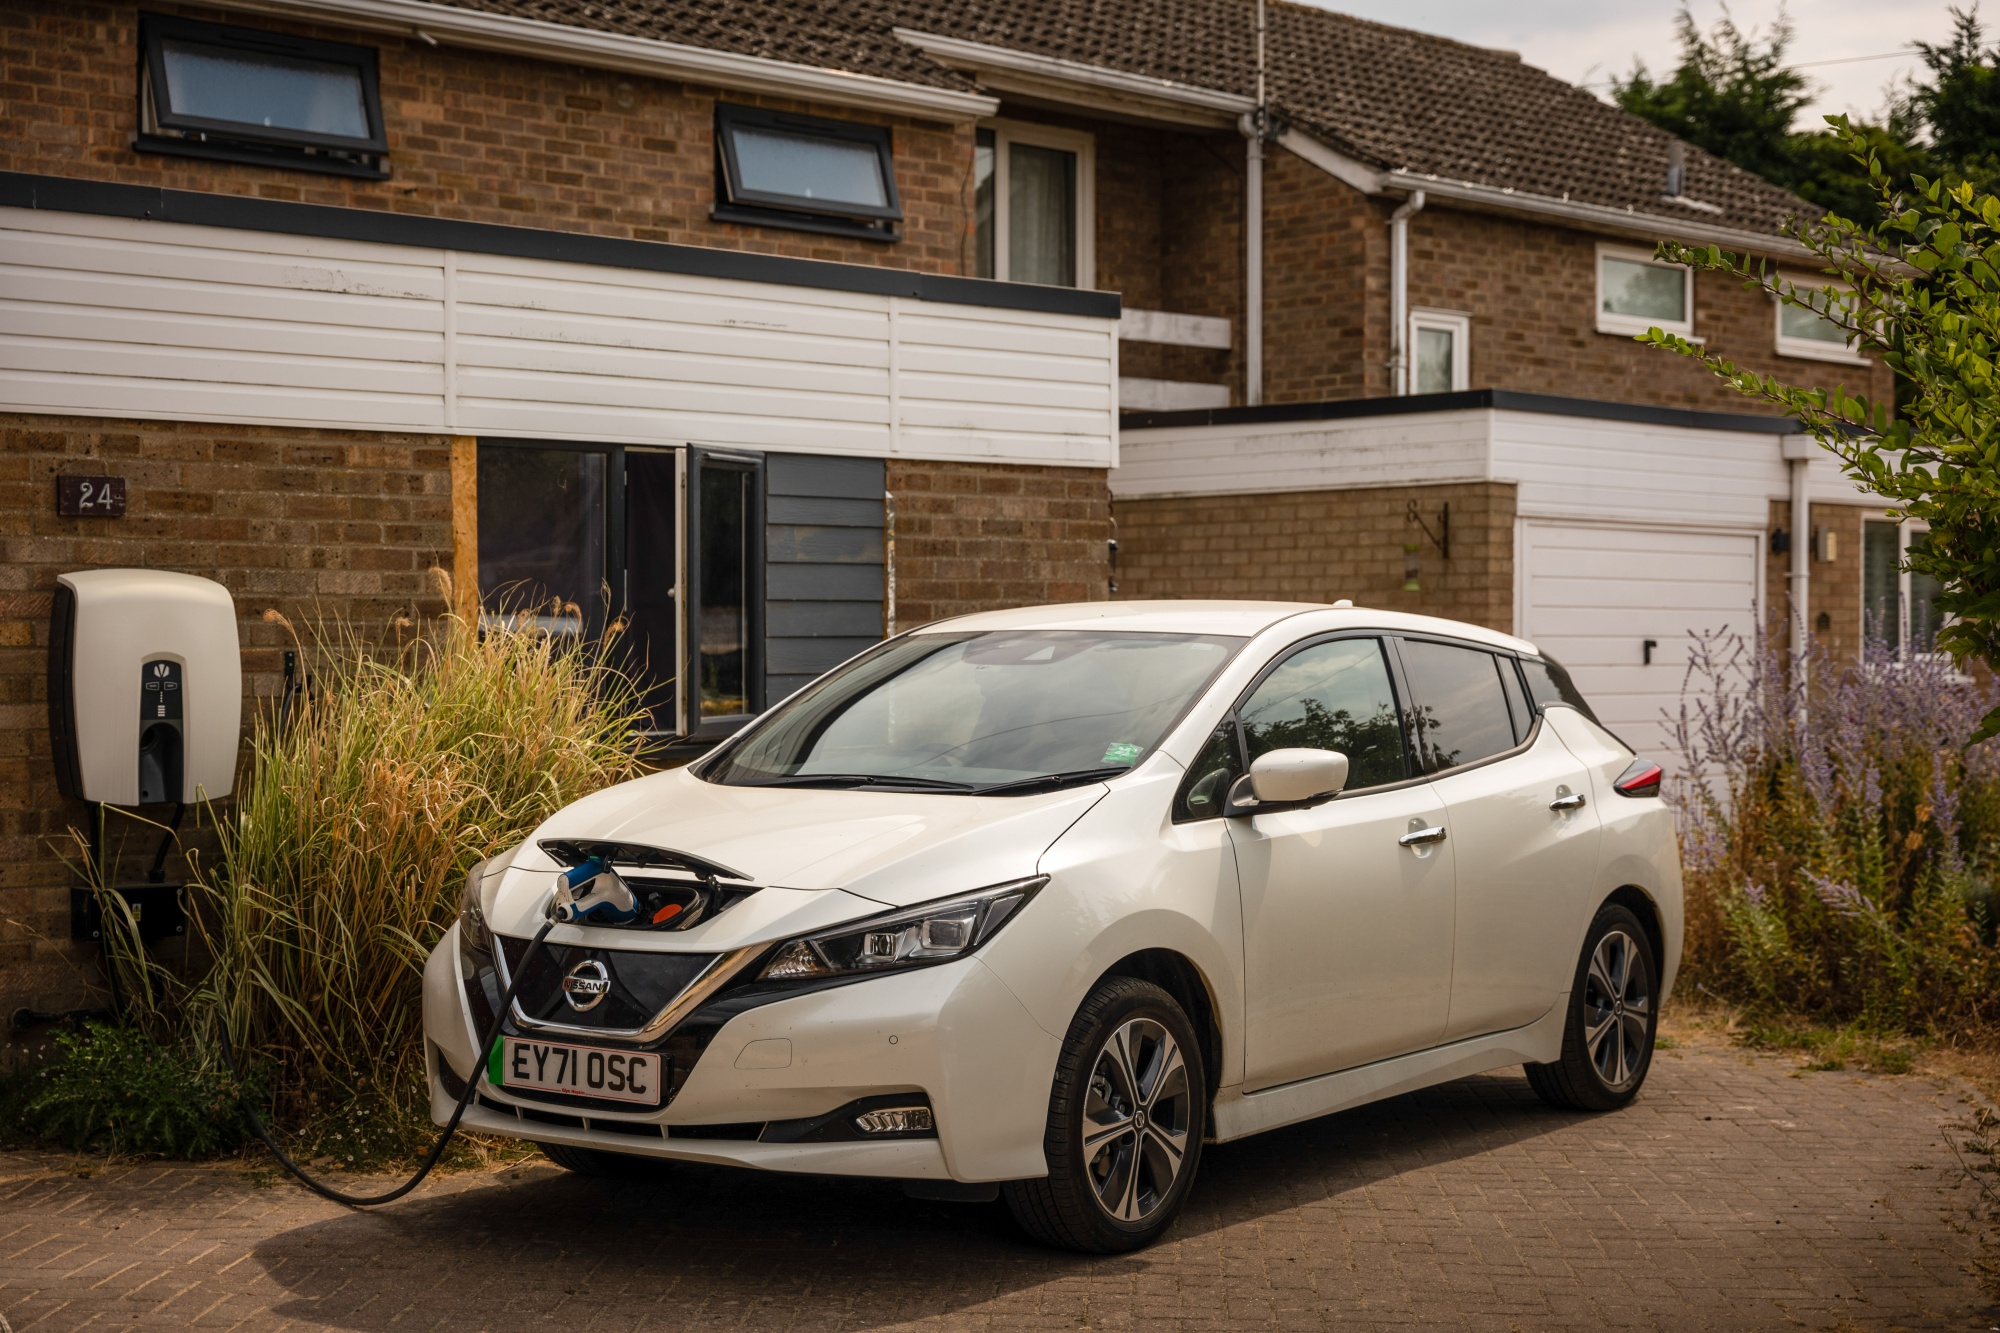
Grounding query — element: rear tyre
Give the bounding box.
[536,1141,655,1177]
[1003,977,1205,1253]
[1526,903,1658,1112]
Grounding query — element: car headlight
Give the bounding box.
[459,856,494,954]
[758,876,1047,982]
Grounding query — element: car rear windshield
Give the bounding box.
[700,629,1245,793]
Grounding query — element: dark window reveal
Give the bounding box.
[137,14,387,178]
[1238,638,1408,791]
[697,462,753,721]
[476,446,607,638]
[1397,640,1517,774]
[714,104,900,240]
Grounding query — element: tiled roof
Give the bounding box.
[411,0,1812,236]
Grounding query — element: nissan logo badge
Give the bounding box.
[561,959,612,1012]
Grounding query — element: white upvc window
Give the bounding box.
[1596,243,1693,337]
[1775,282,1868,363]
[1409,308,1471,394]
[974,120,1095,289]
[1862,518,1946,660]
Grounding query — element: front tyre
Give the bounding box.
[1526,903,1658,1112]
[536,1142,655,1177]
[1003,977,1205,1253]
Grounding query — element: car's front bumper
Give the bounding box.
[422,922,1060,1181]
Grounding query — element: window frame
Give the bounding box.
[474,439,768,744]
[713,102,902,239]
[1409,308,1472,394]
[1385,635,1539,778]
[137,13,388,176]
[1862,517,1951,665]
[974,118,1097,289]
[1774,281,1868,364]
[1595,243,1694,338]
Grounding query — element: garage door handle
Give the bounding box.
[1550,792,1587,812]
[1398,825,1447,847]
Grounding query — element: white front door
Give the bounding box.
[1517,520,1762,755]
[1227,637,1455,1088]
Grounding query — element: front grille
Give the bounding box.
[498,935,717,1032]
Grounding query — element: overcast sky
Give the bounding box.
[1311,1,1961,128]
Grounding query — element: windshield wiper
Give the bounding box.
[971,767,1131,797]
[740,773,979,792]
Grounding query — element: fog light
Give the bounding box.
[854,1105,933,1134]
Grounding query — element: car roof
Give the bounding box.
[919,600,1540,655]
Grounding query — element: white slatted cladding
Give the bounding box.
[1518,520,1763,756]
[1111,409,1492,499]
[1492,411,1787,529]
[0,207,1116,467]
[1,208,446,429]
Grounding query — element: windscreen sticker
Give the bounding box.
[1102,741,1143,766]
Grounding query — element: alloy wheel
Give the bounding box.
[1080,1016,1192,1223]
[1582,928,1652,1092]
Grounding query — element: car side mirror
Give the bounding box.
[1226,748,1349,816]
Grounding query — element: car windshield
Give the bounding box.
[701,629,1245,792]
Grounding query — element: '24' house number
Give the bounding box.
[57,475,126,518]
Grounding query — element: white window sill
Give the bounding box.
[1775,338,1869,365]
[1597,318,1699,341]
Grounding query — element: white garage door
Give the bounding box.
[1517,521,1763,757]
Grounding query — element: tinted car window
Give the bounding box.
[1498,656,1533,740]
[1173,723,1244,822]
[1397,639,1517,772]
[1520,654,1604,726]
[1237,638,1407,790]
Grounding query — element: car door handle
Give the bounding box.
[1549,792,1587,811]
[1398,825,1447,847]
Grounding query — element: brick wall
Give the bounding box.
[886,460,1111,629]
[0,413,452,1028]
[1764,499,1872,660]
[1112,482,1517,632]
[2,0,974,273]
[1260,147,1390,404]
[1406,205,1898,411]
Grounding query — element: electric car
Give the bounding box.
[424,600,1680,1252]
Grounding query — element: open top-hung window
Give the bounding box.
[1597,244,1693,337]
[137,13,387,177]
[714,103,901,239]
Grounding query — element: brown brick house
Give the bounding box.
[0,0,1904,1024]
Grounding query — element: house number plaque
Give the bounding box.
[56,475,126,517]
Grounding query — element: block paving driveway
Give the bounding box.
[2,1036,1995,1331]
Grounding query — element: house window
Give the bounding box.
[477,441,766,739]
[1596,245,1693,337]
[714,104,901,240]
[1776,285,1866,363]
[1862,519,1945,658]
[1410,309,1471,394]
[974,121,1096,288]
[136,13,387,178]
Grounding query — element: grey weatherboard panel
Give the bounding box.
[763,453,887,707]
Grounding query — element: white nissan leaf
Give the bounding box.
[424,600,1680,1252]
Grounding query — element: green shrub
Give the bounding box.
[96,597,648,1137]
[1676,632,2000,1033]
[6,1024,259,1157]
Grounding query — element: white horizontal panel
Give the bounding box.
[1119,378,1231,412]
[1,301,442,363]
[456,306,889,369]
[0,335,444,395]
[0,369,445,429]
[900,343,1111,385]
[456,271,889,340]
[895,425,1113,465]
[457,367,892,424]
[0,266,444,333]
[456,250,892,312]
[454,398,891,452]
[900,372,1111,412]
[1114,416,1491,499]
[897,311,1111,358]
[0,207,445,265]
[1119,308,1232,349]
[897,399,1112,435]
[457,337,890,396]
[4,227,445,300]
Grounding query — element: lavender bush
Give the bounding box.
[1673,632,2000,1033]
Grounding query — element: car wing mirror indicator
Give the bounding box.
[1226,748,1350,817]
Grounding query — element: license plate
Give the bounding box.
[492,1037,662,1106]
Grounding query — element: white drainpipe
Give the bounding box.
[1242,118,1264,407]
[1388,190,1427,395]
[1789,452,1811,666]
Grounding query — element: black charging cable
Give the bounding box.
[220,918,555,1207]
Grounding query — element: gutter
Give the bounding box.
[203,0,1000,121]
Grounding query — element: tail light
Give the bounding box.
[1613,758,1663,798]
